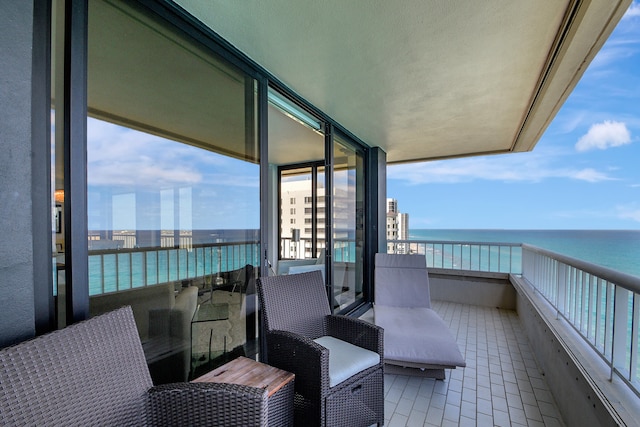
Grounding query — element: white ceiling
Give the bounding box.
[175,0,630,163]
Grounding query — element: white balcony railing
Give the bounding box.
[387,238,640,397]
[521,243,640,397]
[388,239,522,273]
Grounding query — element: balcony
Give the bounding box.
[81,237,640,424]
[381,239,640,426]
[378,301,563,426]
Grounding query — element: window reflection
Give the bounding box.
[279,166,326,261]
[333,136,365,311]
[86,0,259,384]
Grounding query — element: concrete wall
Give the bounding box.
[0,2,36,347]
[429,270,516,310]
[512,275,637,426]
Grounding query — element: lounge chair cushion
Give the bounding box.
[314,336,381,387]
[374,305,466,367]
[375,254,431,308]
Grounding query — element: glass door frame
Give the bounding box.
[328,128,368,314]
[277,162,325,262]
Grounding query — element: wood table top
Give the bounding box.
[192,356,294,397]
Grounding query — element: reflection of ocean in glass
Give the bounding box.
[409,229,640,278]
[88,230,260,296]
[333,240,356,263]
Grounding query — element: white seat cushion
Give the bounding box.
[313,336,380,387]
[374,305,466,367]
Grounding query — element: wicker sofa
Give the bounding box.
[0,306,268,426]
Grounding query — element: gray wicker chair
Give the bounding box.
[0,306,268,426]
[258,270,384,427]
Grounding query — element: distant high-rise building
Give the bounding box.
[398,213,409,240]
[386,198,409,254]
[280,180,326,259]
[387,198,398,215]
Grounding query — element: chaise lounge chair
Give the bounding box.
[374,253,465,379]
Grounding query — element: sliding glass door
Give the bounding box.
[267,87,325,274]
[267,85,367,312]
[332,134,366,311]
[84,0,259,383]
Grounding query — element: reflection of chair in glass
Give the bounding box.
[220,264,254,294]
[190,300,230,377]
[219,265,257,348]
[147,285,198,382]
[192,265,257,373]
[258,271,384,427]
[374,253,466,379]
[89,283,198,383]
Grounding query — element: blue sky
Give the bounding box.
[387,2,640,230]
[86,118,260,230]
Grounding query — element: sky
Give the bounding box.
[86,118,260,230]
[387,1,640,230]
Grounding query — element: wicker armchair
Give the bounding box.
[257,270,384,427]
[0,306,267,426]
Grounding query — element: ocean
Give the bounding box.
[85,228,640,295]
[409,229,640,278]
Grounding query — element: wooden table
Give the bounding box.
[193,356,295,426]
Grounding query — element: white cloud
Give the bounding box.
[551,205,640,223]
[87,124,203,188]
[209,173,260,188]
[575,121,631,152]
[89,159,202,188]
[589,43,638,69]
[86,117,258,190]
[570,168,613,183]
[558,111,586,133]
[387,151,616,185]
[617,204,640,222]
[623,2,640,19]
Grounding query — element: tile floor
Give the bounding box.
[379,301,565,426]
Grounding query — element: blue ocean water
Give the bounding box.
[88,242,260,296]
[409,229,640,278]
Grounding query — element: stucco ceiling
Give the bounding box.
[174,0,630,163]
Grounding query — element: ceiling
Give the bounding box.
[175,0,630,163]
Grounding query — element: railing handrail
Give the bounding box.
[87,240,261,296]
[387,238,522,274]
[88,239,260,255]
[391,238,640,395]
[521,244,640,396]
[393,238,521,248]
[522,243,640,293]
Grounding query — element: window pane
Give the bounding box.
[87,0,259,383]
[333,135,365,311]
[280,167,312,260]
